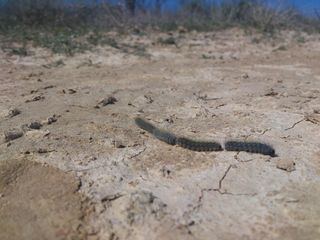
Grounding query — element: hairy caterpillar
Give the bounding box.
[134,117,222,151]
[224,141,276,157]
[176,137,222,152]
[153,128,177,145]
[134,117,277,156]
[135,117,176,145]
[134,117,156,134]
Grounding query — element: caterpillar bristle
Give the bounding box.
[176,137,223,152]
[224,141,276,157]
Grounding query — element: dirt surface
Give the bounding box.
[0,29,320,240]
[0,158,89,240]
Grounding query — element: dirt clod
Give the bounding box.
[29,121,43,130]
[276,159,296,172]
[47,115,58,124]
[25,95,45,103]
[98,96,118,107]
[4,129,24,142]
[6,108,21,118]
[68,88,77,94]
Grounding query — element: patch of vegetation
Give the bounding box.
[88,35,121,49]
[202,54,216,60]
[5,46,28,56]
[296,36,306,44]
[42,59,65,69]
[0,0,319,56]
[275,45,288,51]
[1,27,91,56]
[157,36,177,45]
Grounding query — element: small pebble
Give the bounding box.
[30,89,39,94]
[38,148,48,154]
[276,159,296,172]
[161,165,174,177]
[7,108,21,118]
[29,121,43,130]
[243,73,249,79]
[313,108,320,114]
[88,156,97,162]
[25,95,45,103]
[113,140,126,148]
[47,115,58,124]
[99,96,117,106]
[68,89,77,94]
[265,88,278,97]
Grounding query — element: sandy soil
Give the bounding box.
[0,28,320,240]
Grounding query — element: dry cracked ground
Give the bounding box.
[0,29,320,240]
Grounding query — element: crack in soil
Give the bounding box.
[180,164,256,226]
[129,146,147,159]
[259,128,271,135]
[284,118,305,131]
[67,146,146,173]
[234,152,254,163]
[196,164,256,209]
[101,193,125,203]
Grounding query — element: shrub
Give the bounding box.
[0,0,319,55]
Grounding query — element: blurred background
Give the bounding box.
[0,0,319,56]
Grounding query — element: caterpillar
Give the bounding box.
[134,117,222,151]
[134,117,156,134]
[224,141,276,157]
[135,117,176,145]
[176,137,222,152]
[134,117,277,156]
[153,128,177,145]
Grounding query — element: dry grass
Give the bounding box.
[0,0,319,55]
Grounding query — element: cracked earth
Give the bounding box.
[1,29,320,240]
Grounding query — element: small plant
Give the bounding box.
[251,37,261,44]
[296,36,305,43]
[3,46,28,56]
[274,45,287,51]
[157,37,176,45]
[202,54,216,60]
[43,59,65,69]
[100,38,120,49]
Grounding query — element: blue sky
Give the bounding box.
[131,0,320,16]
[167,0,320,15]
[292,0,320,15]
[1,0,319,16]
